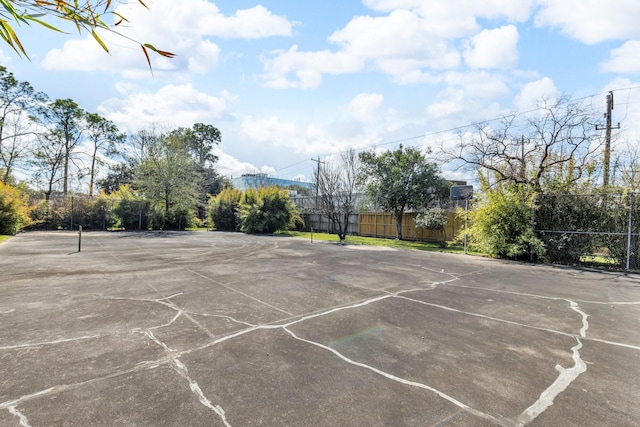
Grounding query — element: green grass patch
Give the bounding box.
[0,235,12,244]
[579,255,619,265]
[278,231,473,254]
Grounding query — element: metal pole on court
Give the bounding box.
[464,199,468,255]
[626,193,633,270]
[78,225,82,252]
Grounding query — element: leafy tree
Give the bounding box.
[137,132,201,229]
[85,112,125,196]
[0,0,174,68]
[35,98,86,196]
[238,187,301,234]
[168,123,223,220]
[415,207,449,247]
[97,161,137,194]
[0,181,30,234]
[0,66,47,183]
[359,145,450,239]
[30,132,65,200]
[209,187,242,231]
[315,148,360,241]
[467,182,545,260]
[111,184,148,230]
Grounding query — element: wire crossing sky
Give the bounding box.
[3,0,639,183]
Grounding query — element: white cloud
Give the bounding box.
[262,1,534,87]
[213,148,272,178]
[463,26,519,69]
[443,71,510,98]
[534,0,640,45]
[262,46,363,89]
[347,93,384,123]
[513,77,560,111]
[363,0,533,23]
[199,5,296,39]
[600,40,640,73]
[98,83,229,133]
[40,0,295,75]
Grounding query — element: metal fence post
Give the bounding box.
[626,193,634,270]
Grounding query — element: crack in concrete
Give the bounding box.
[171,358,231,426]
[283,326,511,427]
[514,299,589,426]
[0,334,101,350]
[8,405,31,426]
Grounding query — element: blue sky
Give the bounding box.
[2,0,639,184]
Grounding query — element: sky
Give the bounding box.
[2,0,640,184]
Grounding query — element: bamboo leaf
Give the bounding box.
[91,29,109,53]
[141,44,152,73]
[143,43,176,58]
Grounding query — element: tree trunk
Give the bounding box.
[395,211,403,240]
[89,146,98,197]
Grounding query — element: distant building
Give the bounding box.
[230,174,315,194]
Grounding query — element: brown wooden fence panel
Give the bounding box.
[359,212,464,242]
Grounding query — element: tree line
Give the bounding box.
[2,61,640,269]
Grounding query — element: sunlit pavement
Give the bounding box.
[1,231,639,426]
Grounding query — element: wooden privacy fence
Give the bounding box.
[358,212,464,242]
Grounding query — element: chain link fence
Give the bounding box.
[534,193,640,270]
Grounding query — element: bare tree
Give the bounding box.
[612,139,640,192]
[315,148,361,242]
[445,96,602,191]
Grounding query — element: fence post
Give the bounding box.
[70,196,74,230]
[626,193,634,270]
[530,194,536,262]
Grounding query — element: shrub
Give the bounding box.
[209,187,242,231]
[467,184,545,260]
[0,182,31,234]
[237,187,301,234]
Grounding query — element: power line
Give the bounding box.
[270,87,640,180]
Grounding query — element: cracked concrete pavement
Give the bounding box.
[0,231,639,426]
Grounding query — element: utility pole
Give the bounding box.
[597,91,621,187]
[312,157,324,209]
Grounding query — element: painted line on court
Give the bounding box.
[186,268,294,317]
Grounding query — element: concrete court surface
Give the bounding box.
[0,231,639,427]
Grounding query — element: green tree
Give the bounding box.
[0,66,47,183]
[168,123,224,220]
[359,145,450,240]
[111,184,148,230]
[238,187,301,234]
[209,187,242,231]
[0,0,174,68]
[30,131,65,200]
[137,132,201,229]
[85,113,125,196]
[36,98,86,196]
